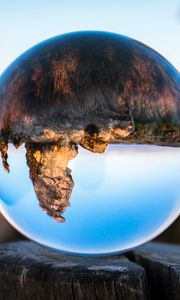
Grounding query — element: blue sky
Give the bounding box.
[0,0,180,74]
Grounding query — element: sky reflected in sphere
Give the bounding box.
[0,144,180,255]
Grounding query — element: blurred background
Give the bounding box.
[0,0,180,244]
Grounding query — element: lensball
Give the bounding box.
[0,31,180,255]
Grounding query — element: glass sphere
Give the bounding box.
[0,143,179,255]
[0,31,180,255]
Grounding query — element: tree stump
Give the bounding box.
[0,241,179,300]
[0,241,148,300]
[130,242,180,300]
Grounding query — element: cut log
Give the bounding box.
[0,241,148,300]
[130,242,180,300]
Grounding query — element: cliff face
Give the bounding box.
[25,142,77,222]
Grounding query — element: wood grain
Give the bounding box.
[130,242,180,300]
[0,241,148,300]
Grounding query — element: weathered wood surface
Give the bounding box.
[0,241,179,300]
[130,242,180,300]
[0,241,148,300]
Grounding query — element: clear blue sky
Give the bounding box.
[0,0,180,74]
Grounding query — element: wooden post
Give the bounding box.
[131,242,180,300]
[0,241,179,300]
[0,241,148,300]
